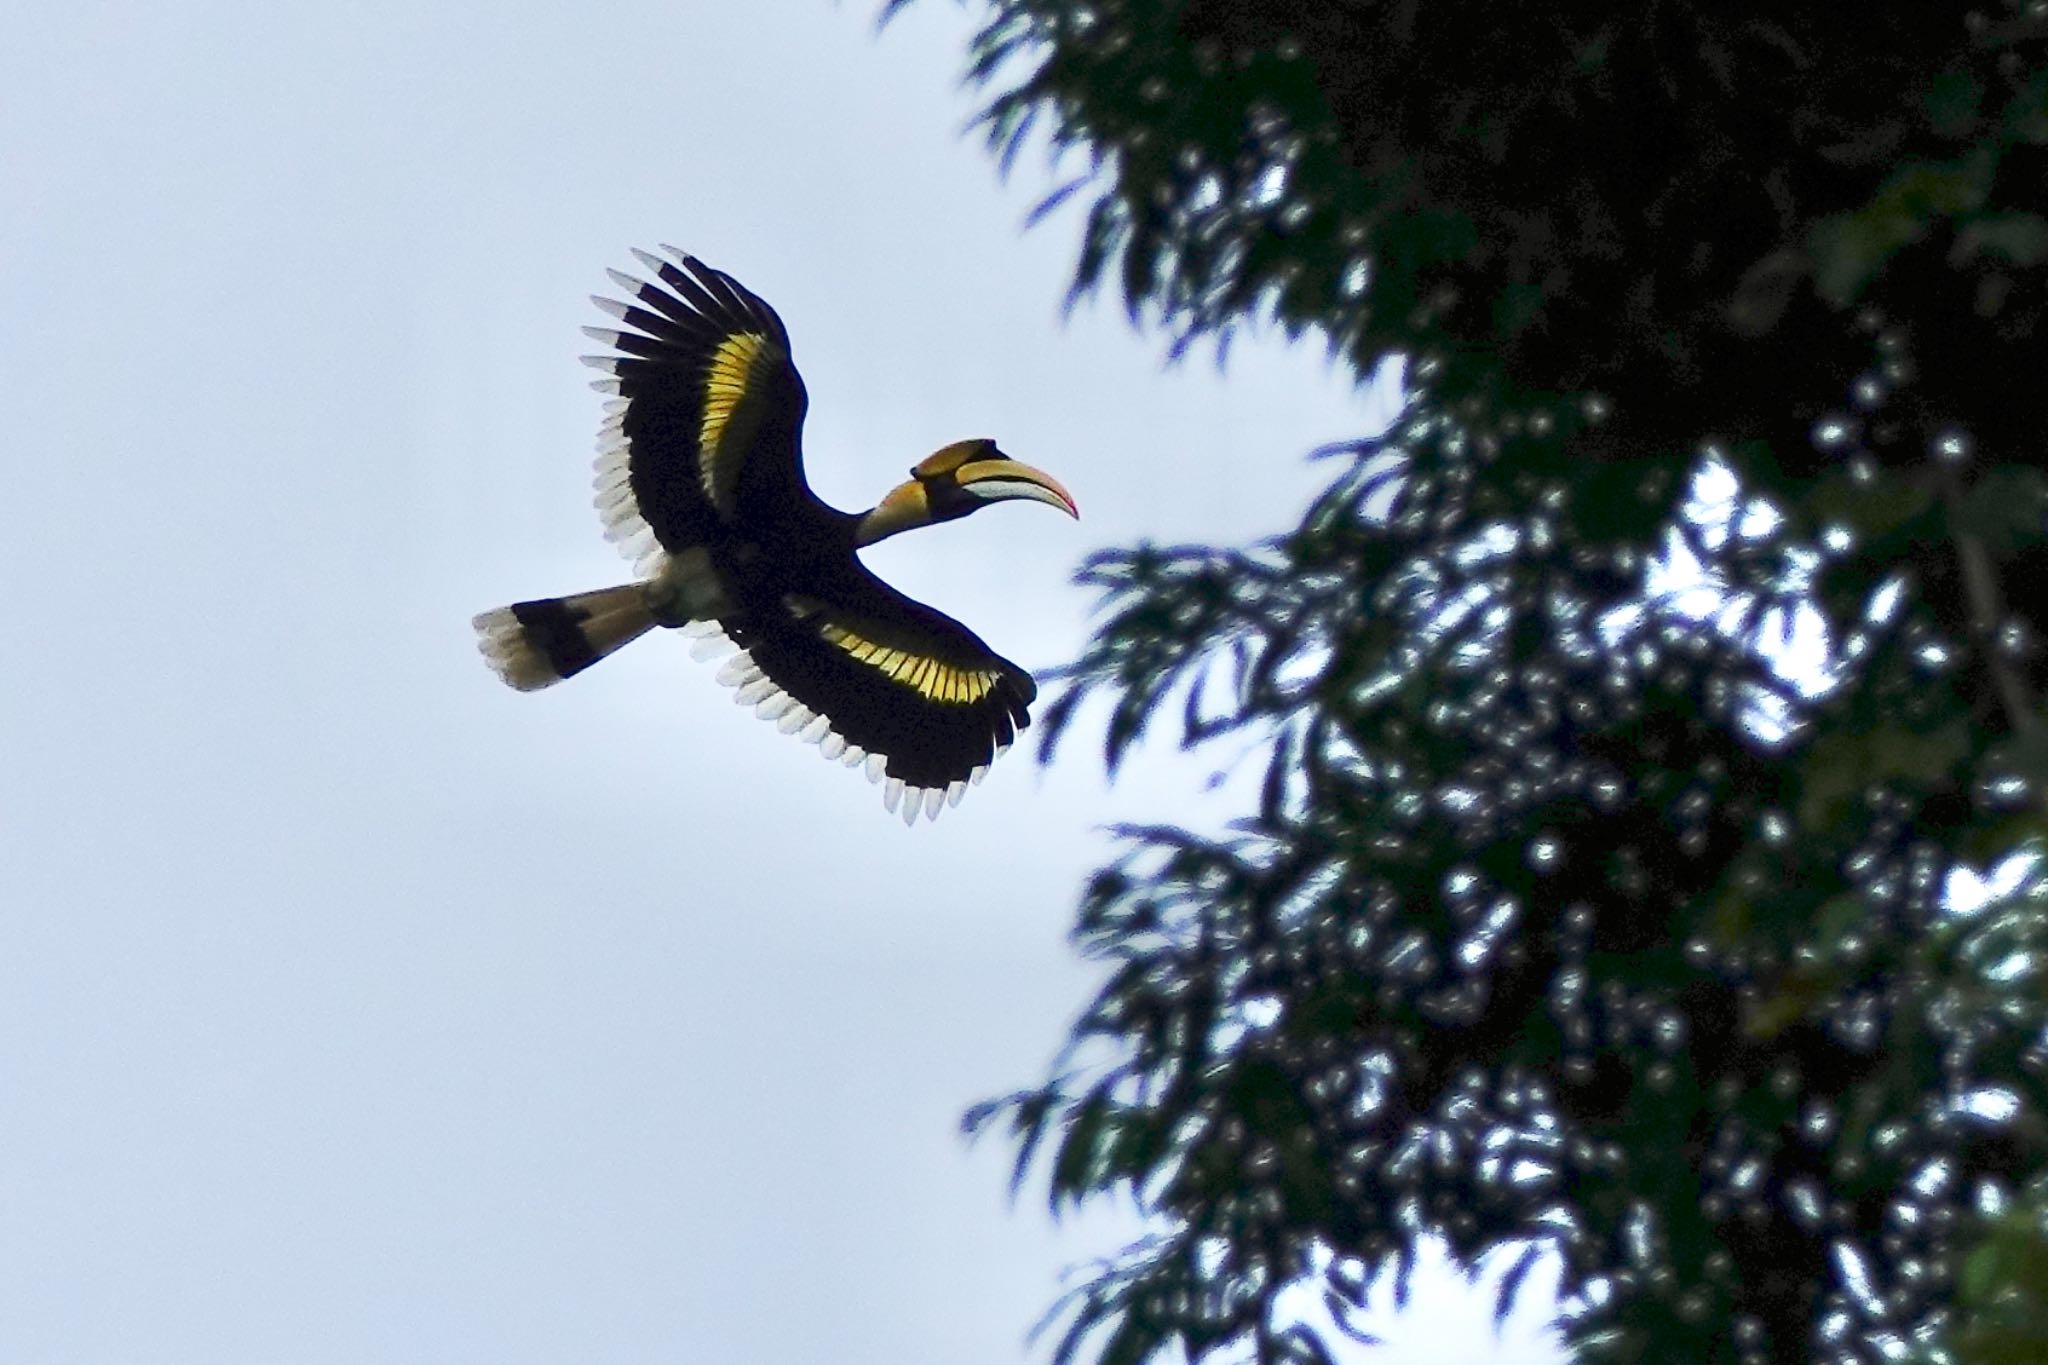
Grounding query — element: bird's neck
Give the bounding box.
[852,480,934,548]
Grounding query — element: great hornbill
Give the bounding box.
[473,248,1079,824]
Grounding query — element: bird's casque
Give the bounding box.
[473,247,1078,824]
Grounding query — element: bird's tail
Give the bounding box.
[473,584,657,691]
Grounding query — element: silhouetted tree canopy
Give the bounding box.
[889,4,2048,1362]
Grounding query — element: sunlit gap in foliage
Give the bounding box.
[1649,448,2048,946]
[1629,453,1855,748]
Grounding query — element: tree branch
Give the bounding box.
[1944,467,2037,736]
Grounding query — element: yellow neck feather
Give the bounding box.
[853,480,934,548]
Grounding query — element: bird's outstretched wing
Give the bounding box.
[582,247,812,572]
[680,567,1037,825]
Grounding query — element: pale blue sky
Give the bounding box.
[0,2,1561,1361]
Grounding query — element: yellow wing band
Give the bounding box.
[781,598,998,704]
[699,332,772,513]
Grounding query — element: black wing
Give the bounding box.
[583,248,814,572]
[684,567,1036,825]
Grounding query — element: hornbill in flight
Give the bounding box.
[474,248,1079,824]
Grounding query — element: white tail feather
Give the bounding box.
[472,583,656,690]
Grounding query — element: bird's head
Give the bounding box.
[855,439,1078,547]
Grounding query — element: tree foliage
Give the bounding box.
[891,3,2048,1362]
